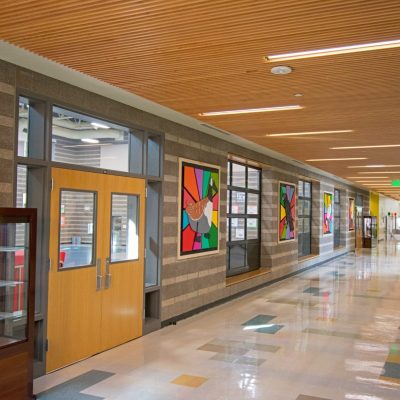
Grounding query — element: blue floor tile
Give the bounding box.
[242,314,276,327]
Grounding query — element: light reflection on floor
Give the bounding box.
[35,242,400,399]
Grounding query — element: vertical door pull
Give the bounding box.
[105,258,112,289]
[96,258,102,291]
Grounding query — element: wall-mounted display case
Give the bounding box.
[363,216,377,248]
[0,208,36,400]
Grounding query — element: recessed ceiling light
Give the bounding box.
[331,144,400,150]
[199,105,303,116]
[81,138,99,144]
[306,158,367,162]
[293,93,303,97]
[265,39,400,62]
[348,164,400,168]
[270,65,293,75]
[267,129,353,137]
[91,122,110,129]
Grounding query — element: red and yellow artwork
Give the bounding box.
[179,160,219,257]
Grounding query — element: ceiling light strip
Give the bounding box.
[358,171,400,174]
[347,176,389,179]
[348,165,400,168]
[265,39,400,62]
[267,130,353,137]
[306,158,367,162]
[331,144,400,150]
[199,105,303,116]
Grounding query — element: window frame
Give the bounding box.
[298,179,312,257]
[226,160,261,277]
[334,189,341,248]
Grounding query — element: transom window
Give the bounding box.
[227,160,261,276]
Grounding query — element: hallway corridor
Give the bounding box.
[35,244,400,400]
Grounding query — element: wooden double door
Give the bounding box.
[47,168,145,372]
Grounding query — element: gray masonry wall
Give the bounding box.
[161,130,370,321]
[0,59,370,324]
[0,62,16,207]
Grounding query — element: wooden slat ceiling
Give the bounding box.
[1,0,400,198]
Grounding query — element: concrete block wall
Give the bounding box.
[0,62,15,207]
[0,59,370,324]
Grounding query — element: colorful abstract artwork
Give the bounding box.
[179,160,219,258]
[279,182,296,241]
[323,192,334,234]
[348,197,355,231]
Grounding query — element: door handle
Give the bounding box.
[105,257,111,289]
[96,258,102,291]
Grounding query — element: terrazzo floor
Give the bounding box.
[35,242,400,399]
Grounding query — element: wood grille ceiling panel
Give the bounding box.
[1,0,400,197]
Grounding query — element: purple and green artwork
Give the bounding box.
[279,182,296,241]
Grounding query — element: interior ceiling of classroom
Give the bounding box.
[1,0,400,198]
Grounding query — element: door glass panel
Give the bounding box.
[231,163,246,188]
[110,194,139,262]
[228,245,245,270]
[230,218,245,241]
[247,193,259,214]
[231,191,245,214]
[247,167,260,190]
[59,191,96,269]
[247,218,258,239]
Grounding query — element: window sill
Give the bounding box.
[298,253,319,263]
[225,267,271,287]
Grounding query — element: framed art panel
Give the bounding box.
[178,159,220,259]
[278,181,296,242]
[348,197,355,231]
[323,192,334,235]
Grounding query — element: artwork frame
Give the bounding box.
[348,197,355,231]
[178,158,220,259]
[323,192,334,235]
[278,181,296,242]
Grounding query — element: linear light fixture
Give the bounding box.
[347,176,389,179]
[358,171,400,174]
[81,138,99,144]
[265,39,400,62]
[355,180,391,183]
[199,105,303,116]
[362,184,392,186]
[347,165,400,168]
[331,144,400,150]
[266,129,353,137]
[91,122,110,129]
[306,157,367,162]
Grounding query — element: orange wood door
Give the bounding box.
[47,168,145,372]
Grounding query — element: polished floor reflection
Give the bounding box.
[35,242,400,399]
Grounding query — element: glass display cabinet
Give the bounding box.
[0,208,36,400]
[363,216,377,248]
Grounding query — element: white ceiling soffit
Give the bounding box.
[1,39,365,190]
